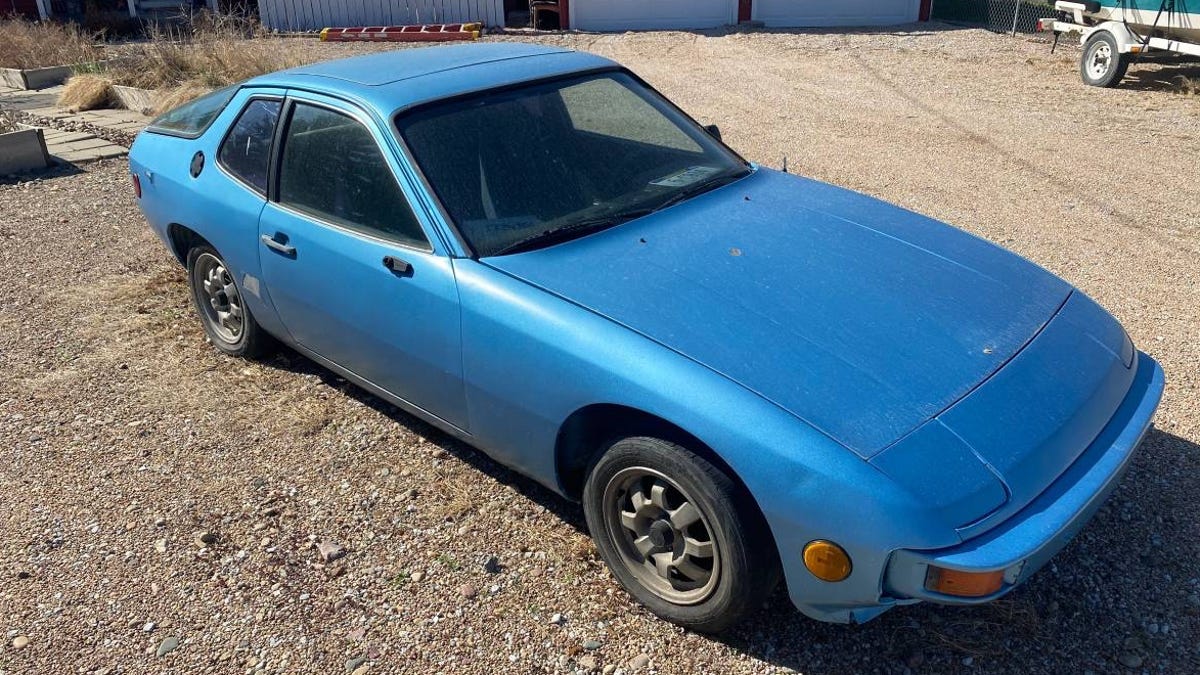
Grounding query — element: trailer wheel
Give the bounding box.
[1081,31,1128,87]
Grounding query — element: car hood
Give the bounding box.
[484,168,1072,457]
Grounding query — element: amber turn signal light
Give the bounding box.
[925,566,1004,597]
[803,540,852,582]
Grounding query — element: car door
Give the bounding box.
[257,93,468,431]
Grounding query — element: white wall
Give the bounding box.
[258,0,506,31]
[570,0,739,31]
[752,0,922,27]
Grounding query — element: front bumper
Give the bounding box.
[883,351,1164,605]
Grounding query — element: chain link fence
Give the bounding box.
[931,0,1063,34]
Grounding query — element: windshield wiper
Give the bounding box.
[650,169,749,214]
[491,210,650,257]
[489,169,748,257]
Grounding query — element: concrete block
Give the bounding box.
[55,146,126,163]
[0,66,74,90]
[110,85,159,115]
[60,137,116,151]
[0,126,51,175]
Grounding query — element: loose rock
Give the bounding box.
[1118,652,1143,668]
[155,636,180,657]
[317,541,345,563]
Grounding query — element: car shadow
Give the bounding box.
[1122,59,1200,93]
[0,161,84,186]
[259,346,591,535]
[259,347,1196,671]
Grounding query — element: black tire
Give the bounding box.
[186,245,271,358]
[582,437,779,633]
[1081,31,1129,87]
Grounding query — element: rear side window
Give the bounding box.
[278,103,427,249]
[147,85,238,138]
[218,99,281,194]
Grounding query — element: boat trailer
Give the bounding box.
[1038,1,1200,86]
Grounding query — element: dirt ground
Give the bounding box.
[2,24,1199,675]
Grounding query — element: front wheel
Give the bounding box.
[582,437,779,633]
[1081,31,1129,87]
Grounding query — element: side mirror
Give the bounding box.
[703,124,722,141]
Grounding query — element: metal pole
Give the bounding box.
[1011,0,1023,35]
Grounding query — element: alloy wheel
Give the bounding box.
[194,252,244,344]
[602,467,721,605]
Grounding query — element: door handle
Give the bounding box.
[383,255,413,277]
[260,233,296,256]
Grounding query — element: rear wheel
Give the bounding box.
[187,245,271,358]
[1081,31,1129,87]
[582,437,779,633]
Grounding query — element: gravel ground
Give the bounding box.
[2,25,1199,675]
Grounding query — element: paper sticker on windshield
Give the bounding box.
[650,165,720,188]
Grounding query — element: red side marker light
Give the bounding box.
[131,172,142,199]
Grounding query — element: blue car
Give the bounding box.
[129,44,1164,633]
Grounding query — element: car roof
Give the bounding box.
[247,43,619,115]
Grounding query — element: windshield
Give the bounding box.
[395,71,750,257]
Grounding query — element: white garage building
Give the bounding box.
[254,0,932,33]
[568,0,931,31]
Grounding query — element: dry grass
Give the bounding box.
[105,12,301,113]
[57,73,114,112]
[0,109,22,134]
[151,81,217,115]
[0,18,101,70]
[1177,75,1200,95]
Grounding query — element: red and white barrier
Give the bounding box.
[319,23,482,43]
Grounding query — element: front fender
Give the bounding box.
[455,261,957,620]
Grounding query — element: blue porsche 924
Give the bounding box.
[129,44,1164,633]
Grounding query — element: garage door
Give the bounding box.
[753,0,921,27]
[572,0,739,31]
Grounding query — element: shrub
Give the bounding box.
[0,110,22,134]
[105,11,300,113]
[58,73,114,111]
[0,18,102,69]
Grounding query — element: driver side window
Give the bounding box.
[278,102,428,249]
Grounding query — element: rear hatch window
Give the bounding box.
[145,85,238,139]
